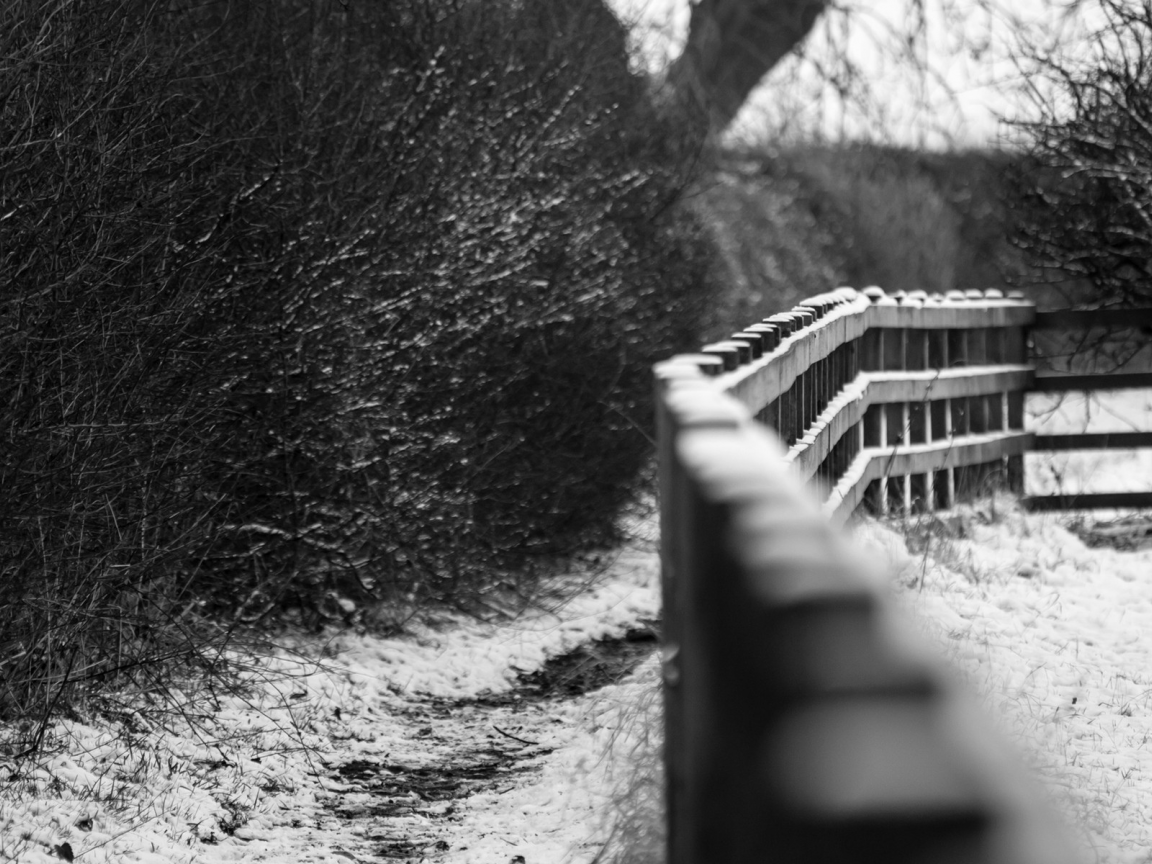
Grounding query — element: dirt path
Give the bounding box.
[316,625,659,861]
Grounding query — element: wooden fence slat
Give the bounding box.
[907,330,928,371]
[823,430,1034,523]
[883,327,906,371]
[866,366,1034,403]
[871,431,1034,476]
[969,328,988,365]
[1032,308,1152,330]
[1008,391,1024,429]
[724,300,870,415]
[863,328,882,372]
[948,329,968,367]
[1007,455,1025,495]
[869,305,1035,329]
[1033,432,1152,450]
[1032,372,1152,392]
[1024,492,1152,511]
[786,366,1032,483]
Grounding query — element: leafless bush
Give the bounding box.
[1009,0,1152,312]
[0,0,713,732]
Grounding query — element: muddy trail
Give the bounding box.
[320,622,660,860]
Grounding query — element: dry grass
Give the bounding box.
[0,644,354,861]
[588,659,664,864]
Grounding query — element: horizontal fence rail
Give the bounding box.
[663,288,1152,519]
[1032,371,1152,393]
[1031,307,1152,330]
[1023,305,1152,512]
[1032,431,1152,450]
[656,287,1152,863]
[662,287,1039,523]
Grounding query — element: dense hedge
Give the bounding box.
[0,0,713,720]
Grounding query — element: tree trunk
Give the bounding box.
[667,0,829,137]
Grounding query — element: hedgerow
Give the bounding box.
[0,0,712,728]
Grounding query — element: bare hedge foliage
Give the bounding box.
[1010,0,1152,309]
[0,0,713,725]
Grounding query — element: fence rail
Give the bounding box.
[1024,305,1152,511]
[665,289,1152,520]
[656,287,1152,864]
[1032,371,1152,392]
[665,287,1039,523]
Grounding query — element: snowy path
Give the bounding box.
[0,524,663,864]
[5,502,1152,864]
[312,631,660,863]
[6,386,1152,863]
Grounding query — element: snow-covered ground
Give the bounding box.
[862,504,1152,864]
[0,520,664,864]
[3,389,1152,864]
[863,387,1152,864]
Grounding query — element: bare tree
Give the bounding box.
[652,0,1086,146]
[665,0,830,136]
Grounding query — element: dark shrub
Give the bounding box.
[0,0,711,722]
[1007,0,1152,369]
[1009,0,1152,308]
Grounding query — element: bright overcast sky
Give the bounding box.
[605,0,1100,149]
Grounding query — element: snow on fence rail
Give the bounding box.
[660,287,1152,521]
[653,285,1152,864]
[659,286,1038,525]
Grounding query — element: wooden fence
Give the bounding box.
[660,286,1037,526]
[1027,306,1152,511]
[654,286,1152,864]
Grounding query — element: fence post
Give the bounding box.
[655,363,741,864]
[658,378,1082,864]
[1005,293,1029,497]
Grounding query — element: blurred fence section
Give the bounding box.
[655,286,1092,864]
[667,287,1039,523]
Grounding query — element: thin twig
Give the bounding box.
[493,725,537,747]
